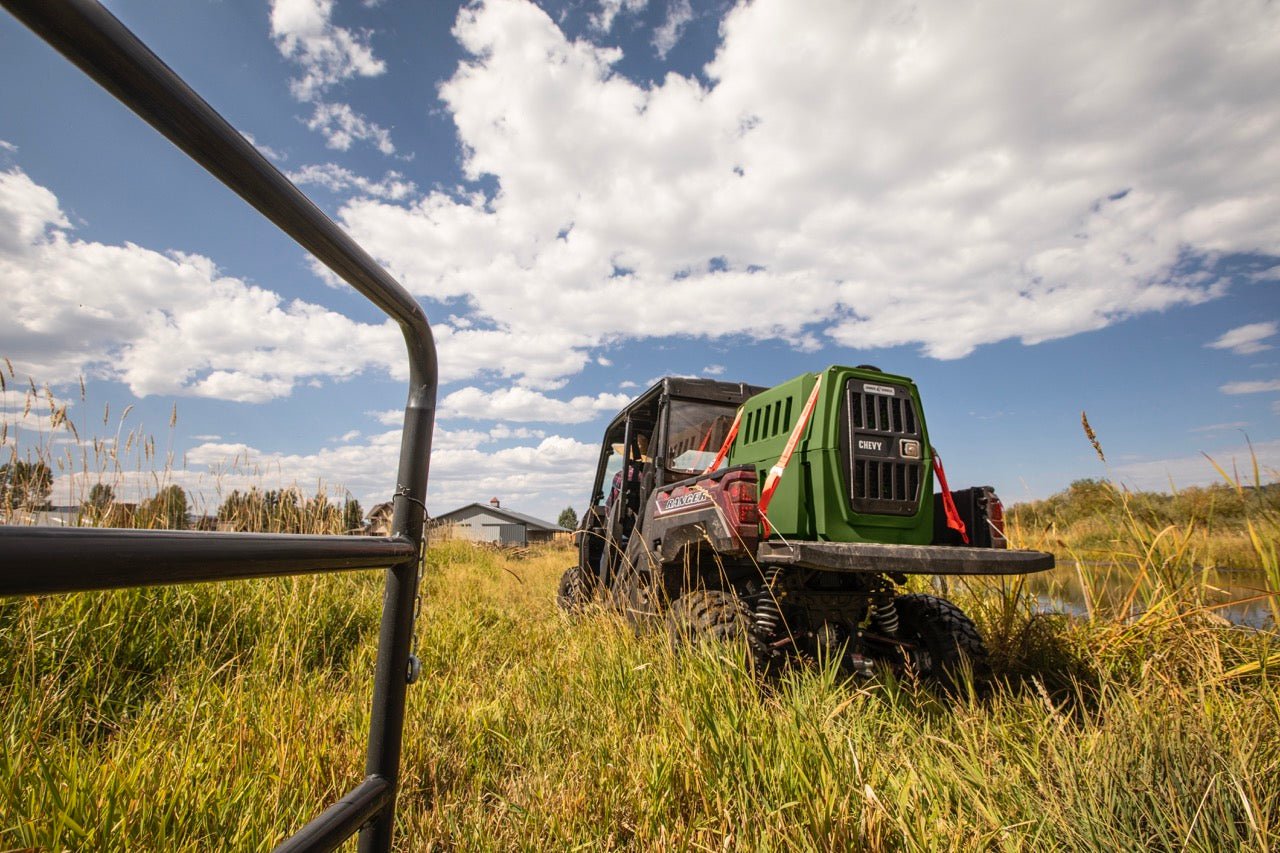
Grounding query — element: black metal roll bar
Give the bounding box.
[0,1,438,850]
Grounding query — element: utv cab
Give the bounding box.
[562,369,1053,682]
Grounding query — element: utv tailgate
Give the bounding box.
[758,541,1054,575]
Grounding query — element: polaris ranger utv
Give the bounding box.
[560,366,1053,681]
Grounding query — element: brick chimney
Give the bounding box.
[489,497,500,509]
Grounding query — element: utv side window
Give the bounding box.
[666,400,737,474]
[600,451,623,502]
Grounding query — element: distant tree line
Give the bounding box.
[0,460,53,512]
[215,488,363,534]
[1008,478,1280,531]
[70,482,189,529]
[1,469,366,534]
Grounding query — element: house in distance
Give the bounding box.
[433,498,568,546]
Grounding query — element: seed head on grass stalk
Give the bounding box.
[1081,411,1105,463]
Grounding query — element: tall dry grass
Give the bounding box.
[1006,445,1280,629]
[2,375,1279,849]
[2,539,1277,851]
[0,365,362,533]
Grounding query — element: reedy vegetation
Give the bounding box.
[3,538,1278,851]
[1,374,1279,850]
[0,367,362,533]
[1006,437,1280,627]
[1010,476,1280,573]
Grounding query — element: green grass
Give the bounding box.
[3,376,1278,850]
[1009,477,1280,572]
[3,537,1278,852]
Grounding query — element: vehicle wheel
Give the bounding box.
[556,565,591,612]
[611,563,660,625]
[665,588,753,648]
[893,593,988,687]
[610,536,660,624]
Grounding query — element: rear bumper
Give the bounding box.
[757,540,1054,575]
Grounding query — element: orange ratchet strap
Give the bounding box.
[703,407,743,474]
[757,375,823,536]
[931,448,969,544]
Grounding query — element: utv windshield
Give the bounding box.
[665,399,738,474]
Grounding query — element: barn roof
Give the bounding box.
[433,503,567,532]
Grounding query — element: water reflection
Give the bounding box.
[947,562,1277,629]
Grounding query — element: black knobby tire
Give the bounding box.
[893,593,988,686]
[556,565,591,613]
[610,535,661,626]
[612,563,660,626]
[665,588,752,648]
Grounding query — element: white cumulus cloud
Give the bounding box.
[1112,438,1280,492]
[653,0,693,58]
[0,165,403,402]
[1220,379,1280,395]
[1207,321,1277,355]
[591,0,648,33]
[270,0,385,100]
[288,162,415,199]
[331,0,1280,390]
[239,131,286,163]
[269,0,395,155]
[439,385,632,423]
[183,426,597,517]
[305,101,395,155]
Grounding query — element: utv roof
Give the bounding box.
[661,376,769,404]
[607,376,769,429]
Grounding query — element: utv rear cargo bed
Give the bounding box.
[757,541,1054,575]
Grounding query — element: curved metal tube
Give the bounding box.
[1,2,439,851]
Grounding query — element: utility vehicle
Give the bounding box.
[559,367,1054,681]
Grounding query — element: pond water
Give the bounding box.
[939,562,1277,630]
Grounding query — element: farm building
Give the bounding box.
[366,501,394,536]
[0,505,81,527]
[432,498,567,545]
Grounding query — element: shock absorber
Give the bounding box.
[753,565,785,641]
[872,598,900,636]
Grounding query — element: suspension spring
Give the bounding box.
[872,598,900,636]
[753,565,785,640]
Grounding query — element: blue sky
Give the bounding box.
[1,0,1278,524]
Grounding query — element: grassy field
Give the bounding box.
[3,528,1279,851]
[1009,476,1280,572]
[3,380,1279,850]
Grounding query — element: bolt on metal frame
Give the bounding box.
[0,1,438,850]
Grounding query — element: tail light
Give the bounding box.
[724,479,759,525]
[986,492,1007,548]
